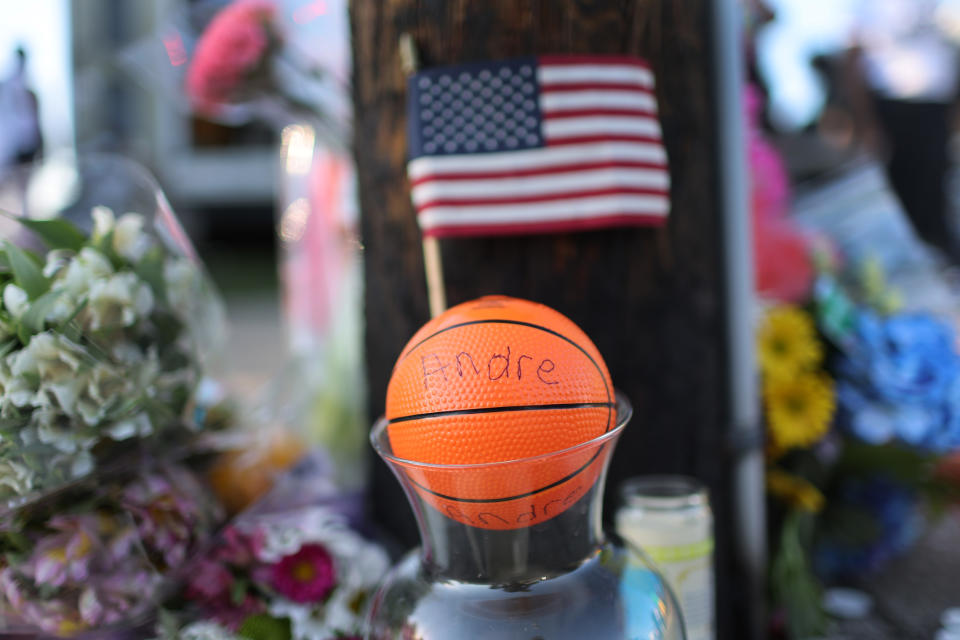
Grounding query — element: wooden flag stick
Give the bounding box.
[400,33,447,317]
[422,235,447,317]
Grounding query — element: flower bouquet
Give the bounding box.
[0,198,224,507]
[759,264,960,638]
[155,505,388,640]
[121,0,349,143]
[0,460,222,636]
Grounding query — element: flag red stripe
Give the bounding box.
[422,213,667,238]
[415,186,669,211]
[543,108,657,119]
[546,134,663,147]
[409,159,668,186]
[539,82,654,95]
[538,55,653,71]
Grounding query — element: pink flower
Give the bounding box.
[26,514,99,587]
[745,83,814,301]
[754,219,814,302]
[122,465,217,570]
[268,543,336,603]
[185,558,234,602]
[186,0,278,115]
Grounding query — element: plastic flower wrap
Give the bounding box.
[0,155,226,508]
[156,505,387,640]
[0,461,222,636]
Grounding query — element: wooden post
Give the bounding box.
[351,2,754,638]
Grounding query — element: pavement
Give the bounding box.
[825,508,960,640]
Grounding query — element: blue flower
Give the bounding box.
[834,311,960,451]
[814,476,921,580]
[849,312,957,406]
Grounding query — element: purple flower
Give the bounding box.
[121,465,219,569]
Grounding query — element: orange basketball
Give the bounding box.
[385,295,614,529]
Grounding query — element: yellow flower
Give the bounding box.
[766,468,825,513]
[764,372,835,450]
[757,306,822,379]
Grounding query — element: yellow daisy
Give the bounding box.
[757,306,822,379]
[764,372,835,450]
[766,468,825,513]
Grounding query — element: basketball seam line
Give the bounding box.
[404,444,606,503]
[394,318,613,432]
[387,402,615,424]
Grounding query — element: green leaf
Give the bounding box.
[238,614,292,640]
[230,578,250,607]
[3,242,49,300]
[20,289,62,336]
[135,247,167,303]
[14,217,86,252]
[0,337,18,359]
[770,510,828,639]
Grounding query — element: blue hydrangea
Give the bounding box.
[835,311,960,453]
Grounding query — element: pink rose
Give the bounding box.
[186,0,277,115]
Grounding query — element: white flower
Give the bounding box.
[0,459,35,496]
[70,450,93,478]
[92,205,115,240]
[164,622,240,640]
[164,258,198,319]
[11,333,83,384]
[255,506,389,638]
[42,249,75,279]
[0,360,35,411]
[267,599,338,640]
[85,272,154,330]
[113,213,153,263]
[74,362,137,425]
[60,247,113,298]
[105,412,152,441]
[3,284,28,318]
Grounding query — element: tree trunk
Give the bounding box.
[351,2,751,638]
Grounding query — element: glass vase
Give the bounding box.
[364,392,686,639]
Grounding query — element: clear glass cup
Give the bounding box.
[364,391,687,639]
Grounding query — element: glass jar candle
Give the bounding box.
[616,476,715,640]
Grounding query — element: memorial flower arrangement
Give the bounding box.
[0,462,221,635]
[0,205,220,505]
[155,506,389,640]
[180,0,347,147]
[760,261,960,639]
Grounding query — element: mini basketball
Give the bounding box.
[385,295,615,530]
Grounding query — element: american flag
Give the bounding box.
[406,55,670,238]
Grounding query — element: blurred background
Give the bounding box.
[4,1,960,637]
